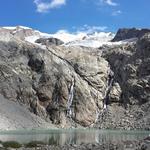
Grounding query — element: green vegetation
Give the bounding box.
[2,141,22,148]
[25,141,45,148]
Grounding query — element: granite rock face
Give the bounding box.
[104,33,150,106]
[0,38,110,128]
[0,27,150,130]
[97,32,150,130]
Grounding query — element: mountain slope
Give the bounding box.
[0,26,149,130]
[0,94,52,130]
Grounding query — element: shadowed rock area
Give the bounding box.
[112,28,150,42]
[35,38,64,46]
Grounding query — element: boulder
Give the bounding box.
[35,38,64,46]
[109,82,122,103]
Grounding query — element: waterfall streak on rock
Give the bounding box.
[67,79,75,117]
[95,109,100,123]
[94,70,114,124]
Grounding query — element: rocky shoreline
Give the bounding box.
[0,136,150,150]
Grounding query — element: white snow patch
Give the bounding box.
[25,35,47,49]
[38,31,52,38]
[25,30,127,48]
[2,26,32,30]
[63,32,116,48]
[48,30,86,43]
[2,27,17,30]
[25,35,40,44]
[18,26,32,30]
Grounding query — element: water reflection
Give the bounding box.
[0,129,149,145]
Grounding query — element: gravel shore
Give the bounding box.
[0,137,150,150]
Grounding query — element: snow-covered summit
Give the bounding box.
[0,26,132,48]
[64,32,115,48]
[2,26,32,30]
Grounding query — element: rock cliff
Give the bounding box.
[0,27,149,130]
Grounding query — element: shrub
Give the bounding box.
[2,141,22,148]
[25,141,45,148]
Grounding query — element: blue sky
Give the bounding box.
[0,0,149,33]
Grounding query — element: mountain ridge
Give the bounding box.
[0,26,127,48]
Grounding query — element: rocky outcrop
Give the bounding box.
[109,82,121,103]
[0,35,110,129]
[104,33,150,105]
[97,33,150,130]
[35,38,64,46]
[112,28,150,41]
[0,26,40,42]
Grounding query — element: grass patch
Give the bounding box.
[2,141,22,148]
[25,141,45,148]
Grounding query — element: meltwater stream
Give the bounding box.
[67,78,75,117]
[94,70,114,124]
[0,129,149,146]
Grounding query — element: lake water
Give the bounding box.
[0,129,149,145]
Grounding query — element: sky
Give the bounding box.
[0,0,149,33]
